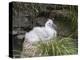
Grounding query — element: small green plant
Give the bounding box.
[37,37,78,56]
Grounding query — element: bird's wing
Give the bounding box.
[34,27,50,40]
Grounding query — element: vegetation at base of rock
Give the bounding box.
[37,37,77,56]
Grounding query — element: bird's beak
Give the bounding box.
[52,23,57,30]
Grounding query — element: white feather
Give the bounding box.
[25,19,57,43]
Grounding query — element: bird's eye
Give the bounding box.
[49,23,50,24]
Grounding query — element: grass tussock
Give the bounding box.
[36,37,77,56]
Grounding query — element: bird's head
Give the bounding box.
[45,18,57,30]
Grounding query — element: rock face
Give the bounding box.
[11,2,78,58]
